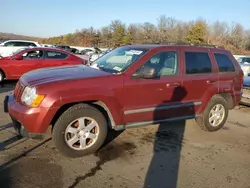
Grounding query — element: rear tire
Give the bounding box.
[52,103,108,158]
[196,95,228,132]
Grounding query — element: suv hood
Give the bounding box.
[21,65,111,86]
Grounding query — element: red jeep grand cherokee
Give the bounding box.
[4,44,243,157]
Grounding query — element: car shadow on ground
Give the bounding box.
[0,124,12,132]
[143,86,194,188]
[0,138,52,187]
[0,135,22,151]
[0,131,29,152]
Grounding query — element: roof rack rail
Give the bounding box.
[139,42,225,49]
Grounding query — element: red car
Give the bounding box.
[0,47,86,82]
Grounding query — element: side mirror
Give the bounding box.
[248,72,250,77]
[132,66,157,79]
[14,55,23,60]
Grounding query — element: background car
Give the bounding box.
[0,40,41,57]
[80,49,93,55]
[237,56,250,64]
[88,47,106,64]
[0,47,87,82]
[240,76,250,106]
[55,45,73,52]
[70,47,80,54]
[55,45,80,54]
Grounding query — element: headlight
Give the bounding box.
[21,86,45,107]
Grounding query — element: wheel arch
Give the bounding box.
[199,90,234,114]
[50,100,118,130]
[0,68,6,79]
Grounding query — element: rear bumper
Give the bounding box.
[4,93,58,136]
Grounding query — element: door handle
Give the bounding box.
[206,80,216,84]
[166,82,180,87]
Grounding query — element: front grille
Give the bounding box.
[14,81,25,103]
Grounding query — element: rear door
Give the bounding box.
[212,50,242,105]
[41,50,70,68]
[181,48,219,113]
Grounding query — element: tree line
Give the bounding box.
[39,15,250,54]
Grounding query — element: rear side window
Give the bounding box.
[4,42,15,46]
[214,53,235,72]
[5,41,37,47]
[44,51,68,59]
[185,52,212,74]
[24,42,37,47]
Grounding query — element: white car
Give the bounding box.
[237,56,250,77]
[237,56,250,64]
[0,40,41,57]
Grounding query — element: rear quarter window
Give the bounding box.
[214,53,235,72]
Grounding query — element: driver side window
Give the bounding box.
[22,50,44,60]
[137,51,178,77]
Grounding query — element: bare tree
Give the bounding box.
[42,16,250,54]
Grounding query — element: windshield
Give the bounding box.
[90,46,148,73]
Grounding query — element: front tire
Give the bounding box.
[196,95,228,132]
[52,103,108,158]
[0,70,4,83]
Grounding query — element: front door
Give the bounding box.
[123,48,190,124]
[10,49,44,78]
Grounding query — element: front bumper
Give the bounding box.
[4,93,56,138]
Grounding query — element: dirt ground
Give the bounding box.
[0,82,250,188]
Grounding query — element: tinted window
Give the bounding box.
[45,51,68,59]
[6,41,37,47]
[242,58,250,63]
[214,53,235,72]
[185,52,212,74]
[4,42,16,46]
[24,42,37,47]
[142,51,178,77]
[16,42,27,46]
